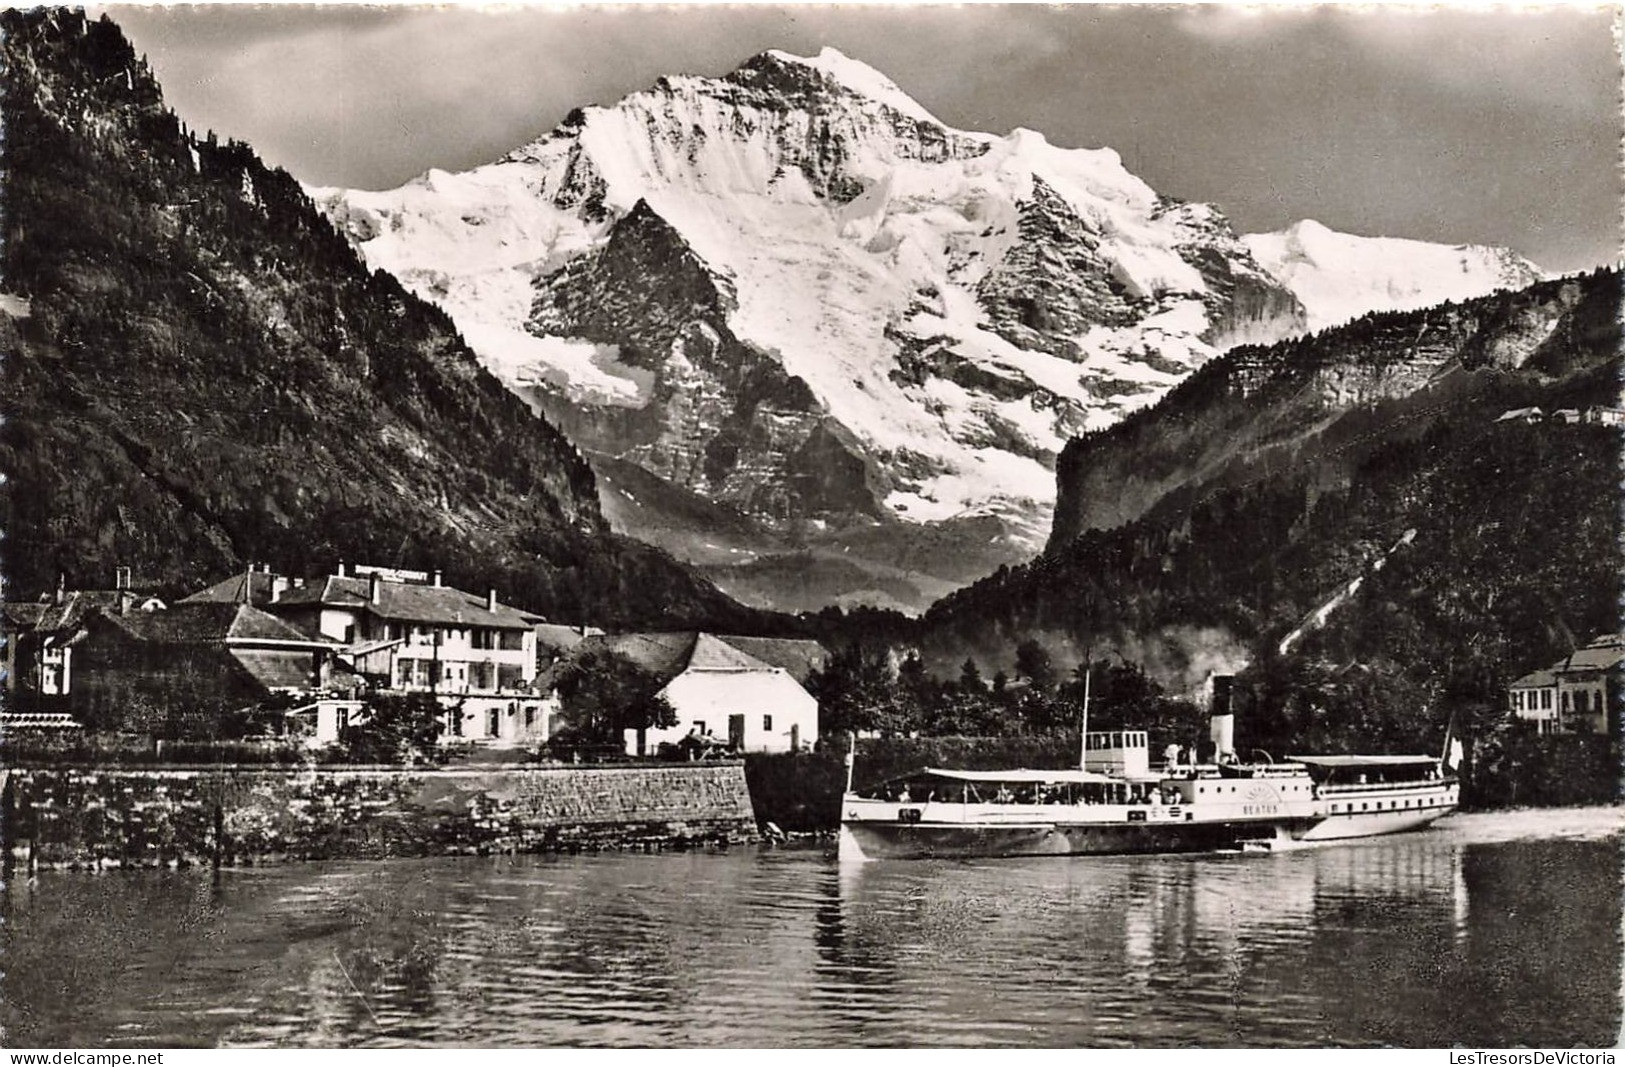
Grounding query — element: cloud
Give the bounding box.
[102,4,1619,271]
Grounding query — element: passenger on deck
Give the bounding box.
[1164,741,1181,770]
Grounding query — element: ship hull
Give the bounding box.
[838,816,1316,861]
[1292,804,1456,842]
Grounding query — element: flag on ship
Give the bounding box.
[1442,714,1464,772]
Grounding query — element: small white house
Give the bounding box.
[571,632,824,755]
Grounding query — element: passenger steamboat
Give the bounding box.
[838,680,1460,861]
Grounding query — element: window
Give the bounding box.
[1543,690,1553,710]
[524,707,536,729]
[396,659,415,687]
[472,629,497,650]
[497,665,525,691]
[763,714,773,731]
[499,630,525,651]
[486,709,500,737]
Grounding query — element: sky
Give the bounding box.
[102,4,1621,273]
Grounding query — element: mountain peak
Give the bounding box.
[312,44,1545,612]
[756,46,942,125]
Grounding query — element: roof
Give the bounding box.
[23,591,159,633]
[534,624,600,653]
[578,632,699,682]
[713,636,828,683]
[179,571,277,606]
[100,602,328,646]
[1558,635,1625,673]
[1510,669,1558,689]
[913,768,1120,784]
[574,632,821,687]
[272,576,534,630]
[2,602,48,628]
[1289,755,1441,767]
[232,649,320,690]
[687,632,774,672]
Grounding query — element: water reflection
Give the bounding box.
[1,811,1619,1048]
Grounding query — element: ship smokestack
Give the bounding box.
[1209,674,1236,761]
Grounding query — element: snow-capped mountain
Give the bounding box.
[310,47,1541,612]
[1243,219,1544,332]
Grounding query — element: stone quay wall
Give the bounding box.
[1,763,757,868]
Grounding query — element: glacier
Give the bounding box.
[309,47,1542,611]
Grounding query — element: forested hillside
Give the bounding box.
[815,269,1621,765]
[0,10,764,629]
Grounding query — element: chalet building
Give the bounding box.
[1508,634,1623,735]
[574,631,826,755]
[186,563,552,746]
[65,602,342,736]
[2,568,166,710]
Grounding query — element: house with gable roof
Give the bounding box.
[2,568,166,708]
[571,631,825,755]
[1508,633,1624,735]
[186,563,553,746]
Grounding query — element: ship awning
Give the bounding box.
[919,767,1121,785]
[1289,755,1439,767]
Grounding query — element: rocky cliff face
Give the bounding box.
[312,45,1542,612]
[1047,273,1608,549]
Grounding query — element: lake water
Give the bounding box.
[3,808,1620,1048]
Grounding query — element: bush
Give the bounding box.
[337,693,446,766]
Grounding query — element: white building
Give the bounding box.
[1508,634,1623,735]
[185,564,554,747]
[1507,668,1558,733]
[571,632,825,755]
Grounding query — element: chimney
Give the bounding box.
[1208,675,1236,761]
[432,570,443,588]
[336,562,347,578]
[271,576,288,603]
[118,591,134,616]
[369,573,383,605]
[115,566,131,591]
[55,573,66,605]
[486,588,497,613]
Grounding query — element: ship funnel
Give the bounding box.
[1208,674,1236,761]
